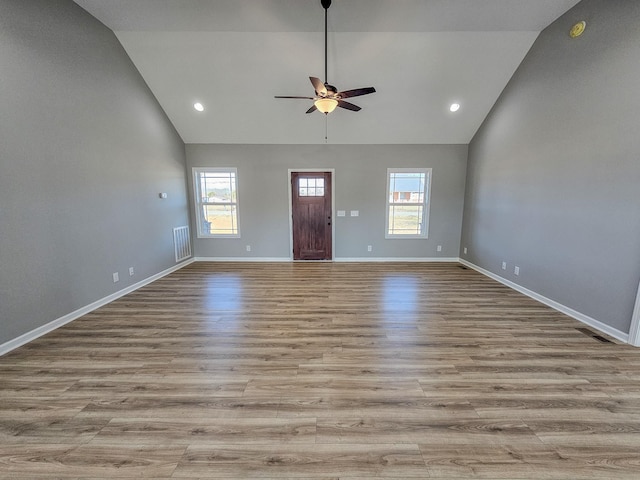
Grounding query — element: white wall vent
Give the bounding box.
[173,226,192,262]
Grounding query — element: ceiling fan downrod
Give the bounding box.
[321,0,331,83]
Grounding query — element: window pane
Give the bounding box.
[203,204,238,235]
[202,172,236,203]
[299,177,326,197]
[388,205,423,235]
[389,172,425,204]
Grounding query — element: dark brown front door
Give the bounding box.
[291,172,332,260]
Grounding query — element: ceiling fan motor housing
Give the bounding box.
[321,0,331,10]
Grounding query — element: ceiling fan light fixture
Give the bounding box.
[315,98,338,114]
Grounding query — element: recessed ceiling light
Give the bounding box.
[193,102,204,112]
[569,21,586,38]
[450,103,460,112]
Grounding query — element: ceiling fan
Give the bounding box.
[275,0,376,114]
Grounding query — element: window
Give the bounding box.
[298,177,325,197]
[193,168,240,237]
[386,168,432,238]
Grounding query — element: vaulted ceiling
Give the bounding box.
[74,0,581,144]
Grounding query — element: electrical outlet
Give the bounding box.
[437,245,442,252]
[246,245,251,252]
[367,245,372,252]
[112,272,119,283]
[129,267,134,276]
[350,210,359,217]
[463,247,468,254]
[502,262,507,270]
[514,266,520,276]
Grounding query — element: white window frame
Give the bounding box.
[193,167,240,238]
[385,167,432,239]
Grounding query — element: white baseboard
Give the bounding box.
[196,256,459,263]
[194,257,291,262]
[629,280,640,347]
[0,259,195,357]
[459,259,629,344]
[335,257,459,263]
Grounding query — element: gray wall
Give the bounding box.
[460,0,640,334]
[0,0,189,345]
[187,144,467,259]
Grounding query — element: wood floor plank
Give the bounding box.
[419,443,640,479]
[0,444,184,478]
[243,378,425,397]
[0,416,108,445]
[1,262,639,478]
[0,397,88,420]
[90,417,317,445]
[173,444,427,478]
[64,378,248,397]
[77,395,282,420]
[316,417,541,446]
[274,395,479,420]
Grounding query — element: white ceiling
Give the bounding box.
[74,0,581,144]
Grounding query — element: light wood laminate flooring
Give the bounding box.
[1,262,639,479]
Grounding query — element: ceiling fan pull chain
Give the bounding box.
[325,115,328,143]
